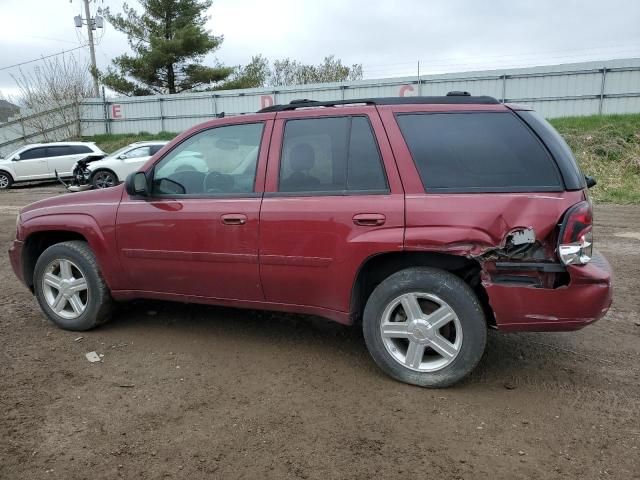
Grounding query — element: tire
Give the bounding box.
[33,241,112,331]
[91,169,118,189]
[0,171,13,189]
[363,267,487,388]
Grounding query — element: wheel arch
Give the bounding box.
[21,215,122,292]
[350,251,495,327]
[0,168,14,182]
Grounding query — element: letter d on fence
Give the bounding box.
[260,96,274,109]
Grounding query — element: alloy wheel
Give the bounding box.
[380,292,462,372]
[94,171,115,188]
[41,258,89,320]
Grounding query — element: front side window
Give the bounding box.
[279,116,388,194]
[396,112,563,192]
[19,147,48,160]
[122,146,151,159]
[153,123,263,195]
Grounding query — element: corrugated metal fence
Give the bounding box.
[2,57,640,156]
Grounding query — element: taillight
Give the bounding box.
[557,200,593,265]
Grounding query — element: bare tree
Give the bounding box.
[11,53,93,141]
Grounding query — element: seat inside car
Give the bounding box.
[281,143,321,191]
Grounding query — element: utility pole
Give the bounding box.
[83,0,99,97]
[73,0,104,97]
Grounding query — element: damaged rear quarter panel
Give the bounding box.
[404,191,585,256]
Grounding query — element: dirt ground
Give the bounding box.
[0,182,638,480]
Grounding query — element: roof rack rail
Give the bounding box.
[257,95,499,113]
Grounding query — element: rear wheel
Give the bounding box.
[0,171,13,189]
[92,170,118,189]
[363,267,487,388]
[34,241,112,331]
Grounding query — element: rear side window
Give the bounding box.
[70,145,93,154]
[46,146,73,157]
[396,112,563,192]
[279,116,388,194]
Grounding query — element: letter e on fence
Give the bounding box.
[111,104,123,119]
[399,85,415,97]
[260,96,274,109]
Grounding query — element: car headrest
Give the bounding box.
[289,144,315,171]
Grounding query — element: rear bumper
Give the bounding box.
[486,251,612,332]
[8,240,26,287]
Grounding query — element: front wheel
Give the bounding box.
[92,170,118,189]
[34,241,112,331]
[0,171,13,189]
[363,267,487,388]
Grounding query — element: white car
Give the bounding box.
[79,141,169,189]
[0,142,105,189]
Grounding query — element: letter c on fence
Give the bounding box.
[260,96,274,109]
[111,104,122,119]
[399,85,415,97]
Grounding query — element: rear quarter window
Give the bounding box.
[396,112,563,193]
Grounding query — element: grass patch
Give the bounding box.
[83,131,177,154]
[82,114,640,204]
[550,114,640,204]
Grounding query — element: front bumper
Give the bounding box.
[486,250,612,332]
[9,239,25,287]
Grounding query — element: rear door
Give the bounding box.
[12,147,49,179]
[46,145,88,176]
[259,107,405,316]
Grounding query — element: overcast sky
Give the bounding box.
[1,0,639,99]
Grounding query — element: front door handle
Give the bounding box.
[353,213,386,226]
[221,214,247,225]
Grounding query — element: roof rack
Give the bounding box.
[258,94,499,112]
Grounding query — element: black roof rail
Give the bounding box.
[257,95,499,112]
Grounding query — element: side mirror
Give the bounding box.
[117,154,127,160]
[585,175,597,189]
[125,171,149,196]
[12,154,20,161]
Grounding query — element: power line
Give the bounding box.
[0,45,87,72]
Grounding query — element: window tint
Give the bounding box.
[396,112,562,192]
[149,144,164,155]
[46,146,74,157]
[279,116,387,193]
[19,147,48,160]
[70,145,93,154]
[153,123,263,195]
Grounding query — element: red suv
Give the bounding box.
[8,95,613,387]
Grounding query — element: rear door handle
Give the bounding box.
[221,214,247,225]
[353,213,386,226]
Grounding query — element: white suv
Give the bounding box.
[0,142,105,189]
[78,141,169,189]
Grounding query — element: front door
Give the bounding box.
[116,118,273,301]
[12,146,49,180]
[259,108,405,316]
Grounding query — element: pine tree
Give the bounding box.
[101,0,232,95]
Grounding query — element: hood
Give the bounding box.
[20,183,124,220]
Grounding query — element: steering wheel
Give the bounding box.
[204,171,234,194]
